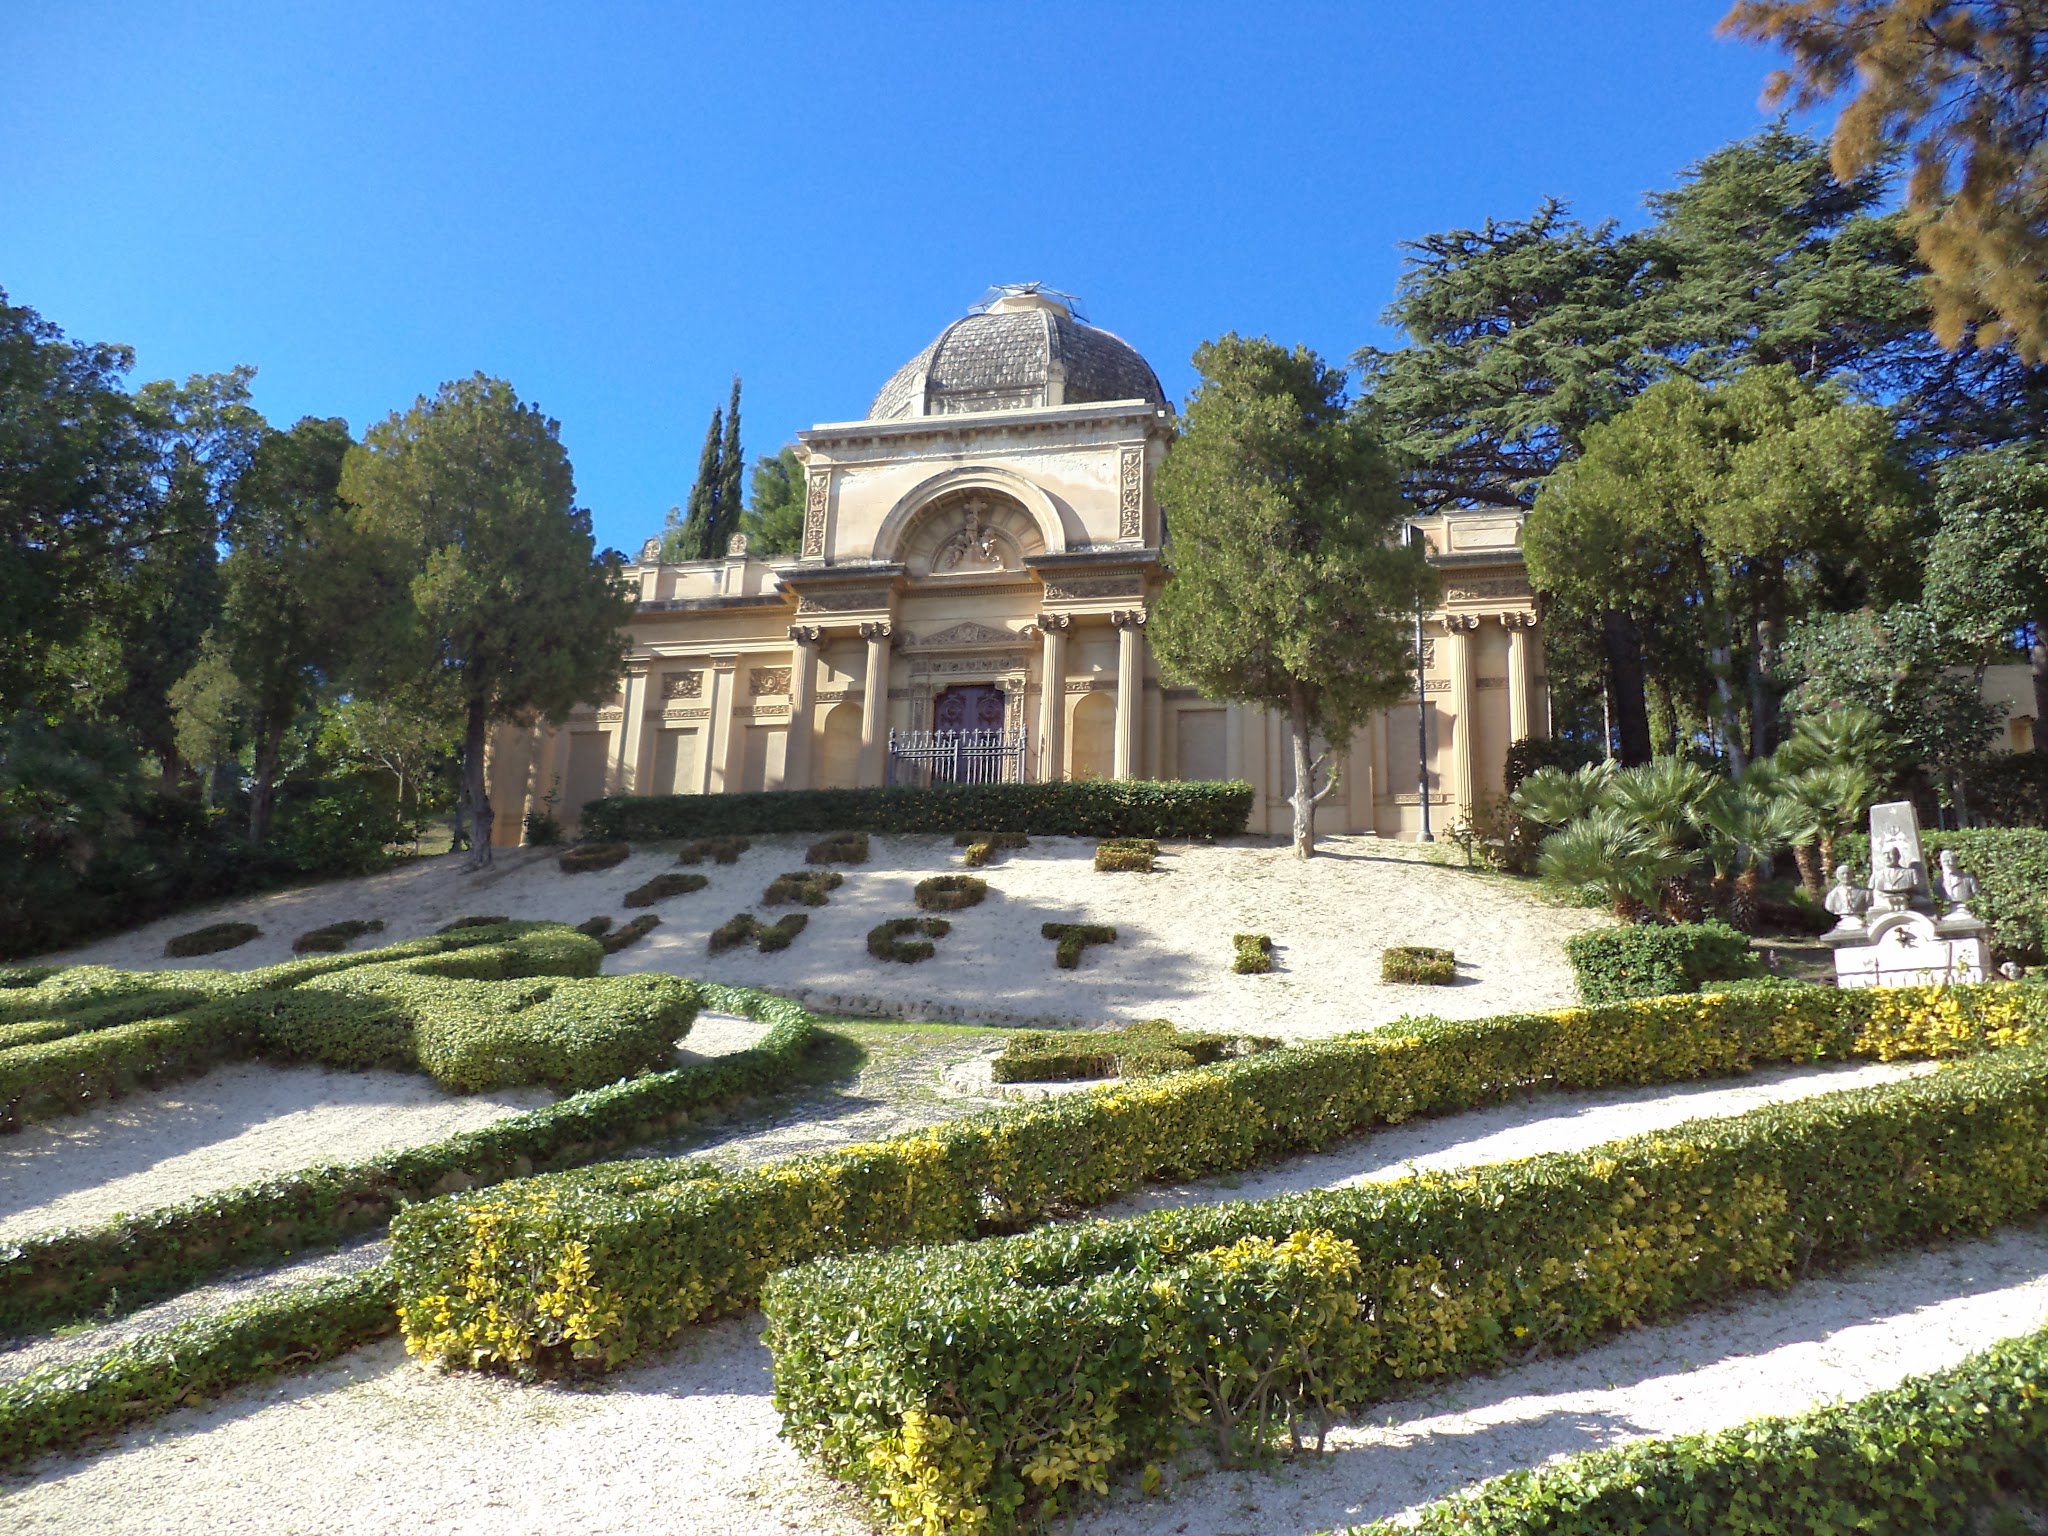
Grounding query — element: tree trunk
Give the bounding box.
[465,696,494,868]
[1730,869,1761,933]
[1712,613,1747,779]
[248,722,283,848]
[1791,841,1820,897]
[1601,610,1654,766]
[1288,686,1319,859]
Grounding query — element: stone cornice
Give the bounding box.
[799,400,1170,451]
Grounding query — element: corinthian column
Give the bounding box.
[1504,613,1536,745]
[1035,613,1070,782]
[858,621,893,787]
[1445,615,1481,821]
[784,625,822,791]
[1111,609,1147,781]
[612,663,649,794]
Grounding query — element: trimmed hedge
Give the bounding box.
[437,914,508,933]
[991,1019,1278,1082]
[676,836,750,865]
[709,912,809,953]
[1837,826,2048,963]
[1565,920,1757,1003]
[763,870,843,907]
[393,980,2046,1382]
[805,832,869,866]
[412,974,697,1093]
[1093,837,1157,873]
[580,780,1257,842]
[601,914,660,953]
[868,917,951,964]
[1352,1322,2048,1536]
[559,842,631,874]
[291,918,385,954]
[164,921,261,958]
[764,1043,2048,1531]
[914,875,986,912]
[0,1263,399,1470]
[0,979,820,1338]
[956,830,1027,868]
[623,872,708,907]
[1042,922,1116,969]
[1382,944,1456,985]
[1232,933,1274,974]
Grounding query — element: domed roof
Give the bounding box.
[868,286,1166,420]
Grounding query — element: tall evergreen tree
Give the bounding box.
[662,406,724,562]
[715,376,743,552]
[743,445,808,556]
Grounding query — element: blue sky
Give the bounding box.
[4,3,1815,555]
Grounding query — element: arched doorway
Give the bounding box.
[933,684,1006,735]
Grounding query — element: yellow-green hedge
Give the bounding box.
[765,1042,2048,1533]
[391,982,2046,1380]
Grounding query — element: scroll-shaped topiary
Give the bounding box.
[1232,933,1275,974]
[574,915,613,937]
[676,836,750,866]
[955,830,1028,868]
[914,874,987,912]
[623,872,709,908]
[1094,837,1158,873]
[867,916,952,963]
[805,831,870,866]
[165,922,262,958]
[437,915,508,934]
[601,914,661,954]
[1382,945,1455,985]
[709,912,809,954]
[1042,921,1117,969]
[763,870,844,907]
[558,842,632,874]
[292,920,387,955]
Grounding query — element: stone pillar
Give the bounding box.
[783,625,821,792]
[1111,609,1147,780]
[1035,613,1069,782]
[1446,615,1480,821]
[1505,613,1536,745]
[858,621,893,787]
[612,663,650,794]
[1366,709,1388,834]
[705,655,740,794]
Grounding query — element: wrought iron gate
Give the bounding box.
[886,728,1027,786]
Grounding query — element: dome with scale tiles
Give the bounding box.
[867,285,1166,421]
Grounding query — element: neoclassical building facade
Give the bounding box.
[485,287,1548,843]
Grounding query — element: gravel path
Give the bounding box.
[42,836,1607,1040]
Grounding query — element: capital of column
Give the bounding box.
[1443,613,1483,634]
[858,620,894,641]
[1035,611,1072,632]
[787,624,824,646]
[1110,608,1148,630]
[1498,612,1539,631]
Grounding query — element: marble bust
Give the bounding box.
[1871,846,1919,913]
[1938,849,1981,920]
[1824,864,1871,929]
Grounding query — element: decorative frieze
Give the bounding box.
[1477,676,1509,690]
[801,471,830,559]
[909,654,1029,677]
[661,672,703,700]
[1041,575,1142,601]
[905,620,1019,649]
[1445,578,1531,602]
[749,667,792,696]
[795,587,891,614]
[661,707,712,722]
[1117,446,1144,539]
[593,708,624,724]
[1065,678,1114,693]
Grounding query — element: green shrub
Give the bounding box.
[1836,827,2048,963]
[0,966,63,988]
[290,918,386,954]
[581,781,1256,843]
[392,982,2045,1382]
[1968,750,2048,829]
[0,979,819,1337]
[1361,1322,2048,1536]
[805,831,869,866]
[1093,837,1157,873]
[1042,922,1116,968]
[575,915,613,937]
[413,974,696,1093]
[709,912,809,954]
[867,917,951,963]
[763,870,842,907]
[1231,933,1274,974]
[956,830,1028,867]
[1382,945,1456,985]
[914,874,986,912]
[558,842,632,874]
[1565,920,1757,1003]
[601,914,660,954]
[0,1264,399,1471]
[241,985,418,1071]
[991,1019,1276,1083]
[164,921,261,958]
[764,1044,2048,1531]
[676,836,750,865]
[437,914,508,933]
[623,872,708,907]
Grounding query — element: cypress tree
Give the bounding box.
[666,405,723,562]
[715,376,743,552]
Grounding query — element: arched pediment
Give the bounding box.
[871,466,1068,568]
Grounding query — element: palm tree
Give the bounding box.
[1774,763,1878,894]
[1510,761,1614,829]
[1602,757,1720,919]
[1777,705,1898,785]
[1699,790,1804,932]
[1537,806,1695,923]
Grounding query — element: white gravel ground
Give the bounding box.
[7,1068,2043,1535]
[40,836,1607,1039]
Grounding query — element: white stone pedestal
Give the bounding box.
[1831,910,1989,989]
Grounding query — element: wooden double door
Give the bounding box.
[933,684,1007,736]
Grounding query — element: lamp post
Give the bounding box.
[1408,522,1433,844]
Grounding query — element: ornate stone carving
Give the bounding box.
[743,703,789,719]
[726,532,749,557]
[1500,611,1540,630]
[1041,575,1143,601]
[711,654,740,673]
[750,667,792,696]
[859,620,895,640]
[909,653,1029,677]
[664,707,712,722]
[1443,613,1484,634]
[1110,608,1148,629]
[801,471,829,559]
[906,620,1019,649]
[786,624,824,645]
[661,672,703,700]
[1034,611,1072,632]
[796,588,891,614]
[1445,578,1531,602]
[1118,446,1144,539]
[1065,678,1113,693]
[815,688,858,704]
[638,536,663,563]
[1415,638,1436,669]
[593,708,624,724]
